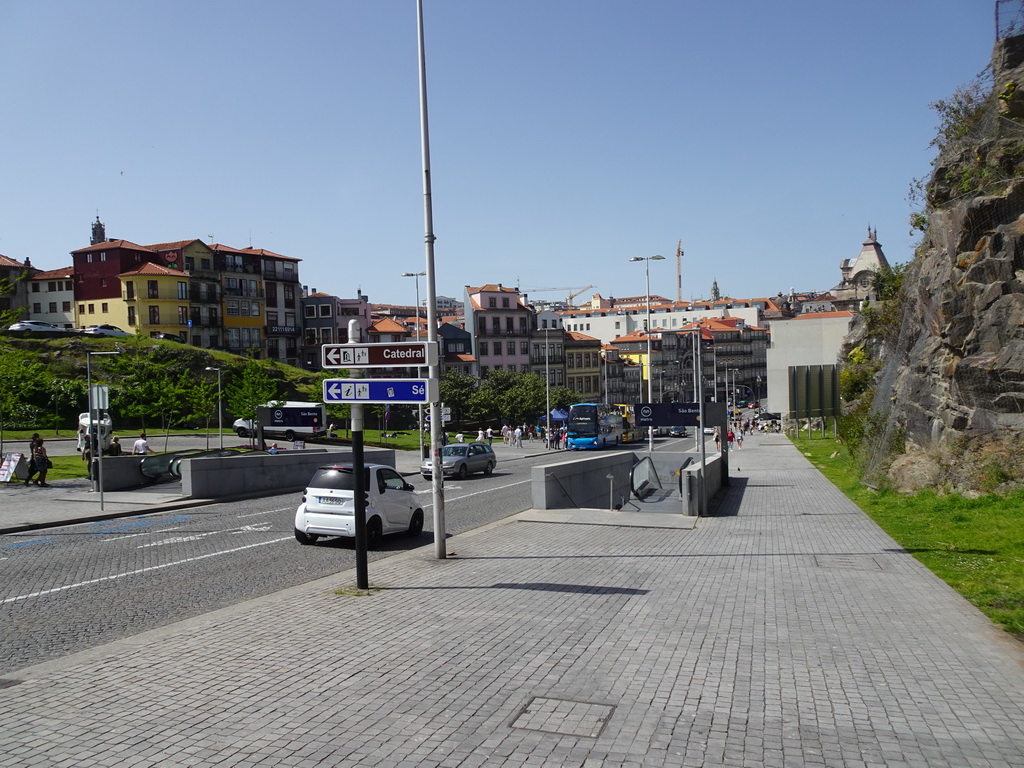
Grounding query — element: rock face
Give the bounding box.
[860,35,1024,490]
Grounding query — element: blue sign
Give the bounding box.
[634,403,703,427]
[323,378,438,405]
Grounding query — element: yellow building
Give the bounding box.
[119,263,191,339]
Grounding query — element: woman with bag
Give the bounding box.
[31,438,50,487]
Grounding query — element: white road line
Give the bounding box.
[2,537,292,605]
[238,510,288,518]
[421,478,529,507]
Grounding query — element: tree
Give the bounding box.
[439,370,481,424]
[226,360,279,423]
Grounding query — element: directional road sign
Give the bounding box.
[322,342,438,369]
[323,378,439,405]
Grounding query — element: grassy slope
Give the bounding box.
[794,436,1024,638]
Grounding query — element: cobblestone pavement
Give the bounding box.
[1,435,1022,767]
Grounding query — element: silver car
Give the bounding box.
[420,442,496,479]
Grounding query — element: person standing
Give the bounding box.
[108,436,123,456]
[30,438,50,487]
[513,426,523,448]
[486,426,493,445]
[132,433,155,455]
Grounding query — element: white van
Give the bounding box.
[233,401,327,442]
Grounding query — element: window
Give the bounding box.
[320,327,333,343]
[488,297,496,308]
[521,341,529,354]
[201,258,211,270]
[208,307,218,325]
[147,281,159,299]
[506,317,514,333]
[101,303,108,313]
[31,283,40,293]
[177,282,187,299]
[62,301,71,312]
[128,307,136,326]
[227,300,238,316]
[64,281,73,291]
[178,306,188,325]
[32,303,41,314]
[185,257,195,272]
[191,307,201,324]
[491,317,500,333]
[285,312,296,327]
[502,297,509,308]
[304,304,316,318]
[88,304,95,314]
[319,303,331,317]
[149,306,160,324]
[79,304,85,315]
[283,285,295,307]
[266,311,278,326]
[479,341,488,356]
[493,342,501,356]
[507,341,515,355]
[100,278,107,287]
[126,281,135,300]
[48,281,57,292]
[86,254,93,263]
[99,252,107,261]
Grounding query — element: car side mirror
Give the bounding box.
[404,482,415,491]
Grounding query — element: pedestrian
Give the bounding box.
[108,436,123,456]
[714,427,721,452]
[727,429,735,449]
[132,433,155,455]
[82,441,94,480]
[455,431,464,443]
[477,428,485,443]
[30,438,50,487]
[24,433,41,485]
[513,426,523,448]
[486,426,493,445]
[268,443,280,454]
[736,430,744,450]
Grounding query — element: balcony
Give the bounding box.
[223,286,265,298]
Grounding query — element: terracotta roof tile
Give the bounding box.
[118,262,188,278]
[29,267,74,280]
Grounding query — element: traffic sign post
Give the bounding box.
[323,378,438,405]
[322,342,438,369]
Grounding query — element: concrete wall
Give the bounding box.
[531,451,636,511]
[181,448,395,499]
[93,456,149,491]
[531,449,725,515]
[765,314,852,416]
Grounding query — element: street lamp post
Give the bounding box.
[629,254,665,452]
[205,367,223,450]
[401,271,427,458]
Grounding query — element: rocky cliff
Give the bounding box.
[849,35,1024,493]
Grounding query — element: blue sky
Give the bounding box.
[0,1,998,308]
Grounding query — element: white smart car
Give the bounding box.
[294,463,423,547]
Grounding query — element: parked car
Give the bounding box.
[420,441,496,479]
[6,320,63,332]
[668,426,688,437]
[294,463,423,547]
[81,324,131,337]
[153,332,186,342]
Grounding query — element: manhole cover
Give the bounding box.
[511,696,614,738]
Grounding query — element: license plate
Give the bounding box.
[317,496,344,505]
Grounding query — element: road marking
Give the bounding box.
[2,539,55,549]
[1,537,292,605]
[93,516,191,534]
[420,478,529,508]
[138,532,218,548]
[238,510,287,518]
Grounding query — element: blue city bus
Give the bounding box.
[566,403,624,449]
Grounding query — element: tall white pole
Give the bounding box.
[417,0,445,558]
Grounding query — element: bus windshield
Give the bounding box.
[567,405,598,436]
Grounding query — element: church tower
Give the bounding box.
[90,216,107,245]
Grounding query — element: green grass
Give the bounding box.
[794,435,1024,638]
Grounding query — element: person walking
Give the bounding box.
[108,436,123,456]
[513,426,523,448]
[24,433,41,486]
[30,438,50,487]
[736,430,744,450]
[486,426,493,445]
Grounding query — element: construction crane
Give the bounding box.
[522,285,595,307]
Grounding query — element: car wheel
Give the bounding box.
[236,427,249,438]
[294,528,319,545]
[484,461,494,475]
[457,464,468,480]
[366,516,383,549]
[408,509,424,537]
[285,430,295,442]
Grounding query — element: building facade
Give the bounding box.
[465,284,533,376]
[27,267,74,328]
